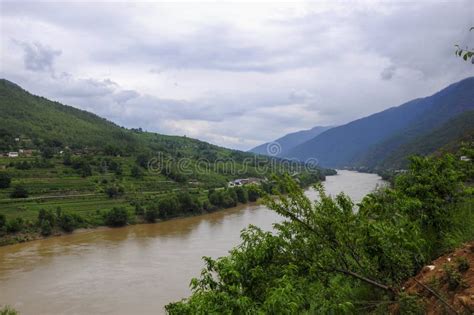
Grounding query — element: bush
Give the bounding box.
[456,257,470,273]
[0,214,5,229]
[40,220,53,236]
[130,165,143,178]
[6,218,24,233]
[105,207,129,227]
[177,192,199,213]
[10,186,28,198]
[443,264,463,291]
[145,208,160,223]
[157,195,180,218]
[105,185,125,198]
[235,187,248,203]
[0,305,18,315]
[38,209,56,226]
[0,172,12,188]
[58,213,78,232]
[246,185,260,202]
[134,204,145,216]
[398,293,424,315]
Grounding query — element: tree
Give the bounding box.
[0,214,6,229]
[105,185,125,198]
[157,195,180,218]
[62,150,72,166]
[145,207,160,222]
[10,186,28,198]
[41,146,54,159]
[40,220,53,236]
[130,165,143,178]
[58,213,77,232]
[177,191,199,213]
[0,172,11,189]
[246,184,260,202]
[235,187,249,203]
[104,207,129,227]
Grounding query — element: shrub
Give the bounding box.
[130,165,143,178]
[247,185,260,202]
[105,185,125,198]
[456,257,470,273]
[58,213,78,232]
[10,186,28,198]
[157,195,180,218]
[105,207,129,227]
[145,208,160,223]
[443,264,463,290]
[235,187,248,203]
[398,293,424,315]
[38,209,56,226]
[6,218,24,233]
[0,305,18,315]
[0,172,12,188]
[40,220,53,236]
[134,204,145,216]
[0,214,6,228]
[177,192,199,213]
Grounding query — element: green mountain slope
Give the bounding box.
[249,126,332,156]
[285,77,474,168]
[375,110,474,169]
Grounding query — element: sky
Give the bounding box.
[1,0,473,151]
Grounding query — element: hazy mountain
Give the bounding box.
[249,126,332,156]
[286,77,474,168]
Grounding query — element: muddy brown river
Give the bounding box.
[0,171,386,314]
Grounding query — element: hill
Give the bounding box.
[285,77,474,168]
[375,110,474,170]
[249,126,332,156]
[0,79,331,246]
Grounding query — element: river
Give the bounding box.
[0,170,386,314]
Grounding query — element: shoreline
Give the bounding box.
[0,174,337,248]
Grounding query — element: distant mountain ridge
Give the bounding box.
[279,77,474,168]
[249,126,332,156]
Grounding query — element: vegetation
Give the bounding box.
[166,147,474,314]
[0,79,331,245]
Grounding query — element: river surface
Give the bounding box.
[0,170,386,315]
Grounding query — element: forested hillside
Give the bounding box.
[0,79,332,246]
[283,77,474,168]
[249,126,332,156]
[374,110,474,169]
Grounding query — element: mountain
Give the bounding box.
[285,77,474,168]
[249,126,332,156]
[376,110,474,169]
[0,78,247,160]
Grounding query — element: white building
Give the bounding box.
[8,152,19,158]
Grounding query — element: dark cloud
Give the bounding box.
[380,65,397,80]
[1,1,473,150]
[14,41,61,73]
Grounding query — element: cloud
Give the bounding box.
[1,1,472,150]
[14,41,62,73]
[380,65,397,80]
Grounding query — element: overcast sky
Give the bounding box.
[1,0,473,150]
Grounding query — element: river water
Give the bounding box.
[0,170,386,314]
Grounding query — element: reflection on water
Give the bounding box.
[0,170,386,315]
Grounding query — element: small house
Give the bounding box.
[8,152,19,158]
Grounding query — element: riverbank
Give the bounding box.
[0,170,386,315]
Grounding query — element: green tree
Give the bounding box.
[104,207,129,227]
[235,186,249,203]
[145,207,160,223]
[40,220,53,236]
[10,185,28,198]
[0,172,11,189]
[130,165,143,178]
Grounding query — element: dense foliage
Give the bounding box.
[166,149,473,314]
